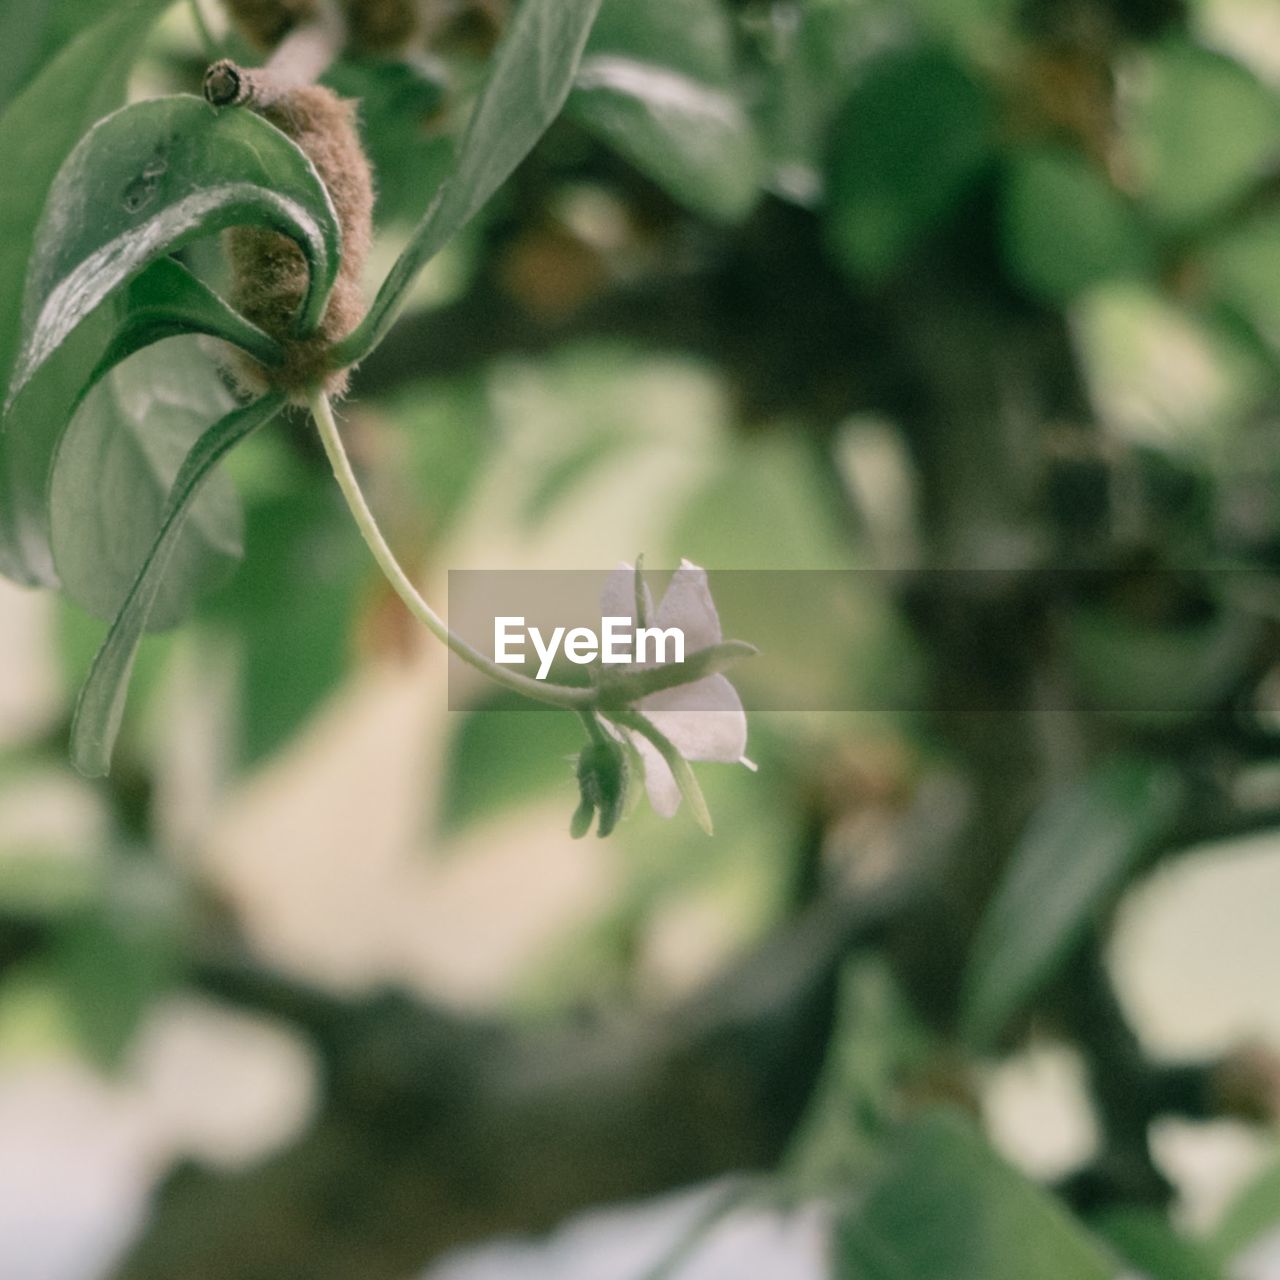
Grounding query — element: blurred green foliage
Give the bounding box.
[2,0,1280,1276]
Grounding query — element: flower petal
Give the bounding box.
[641,673,747,763]
[632,732,682,817]
[654,560,722,652]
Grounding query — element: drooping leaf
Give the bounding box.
[827,46,992,284]
[337,0,605,363]
[960,755,1183,1046]
[88,256,286,382]
[9,93,341,404]
[71,391,288,779]
[1,258,278,599]
[50,338,245,633]
[0,0,177,585]
[1128,40,1280,230]
[0,311,114,588]
[837,1110,1117,1280]
[1002,148,1153,303]
[566,0,761,223]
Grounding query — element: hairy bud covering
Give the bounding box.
[219,81,374,398]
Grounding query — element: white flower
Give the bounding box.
[600,559,755,821]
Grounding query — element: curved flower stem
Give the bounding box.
[308,387,594,710]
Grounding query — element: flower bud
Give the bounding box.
[213,78,374,400]
[571,739,630,839]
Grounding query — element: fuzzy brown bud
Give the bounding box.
[212,73,374,399]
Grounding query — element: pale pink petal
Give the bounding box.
[641,674,747,764]
[632,733,682,817]
[654,560,722,653]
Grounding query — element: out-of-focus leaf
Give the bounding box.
[49,338,243,632]
[1092,1207,1223,1280]
[337,0,605,362]
[905,0,1019,52]
[748,0,900,207]
[1063,605,1260,730]
[0,0,176,585]
[210,483,366,766]
[0,0,125,111]
[961,755,1183,1046]
[521,432,637,527]
[567,0,761,223]
[827,46,991,283]
[388,374,494,536]
[324,57,452,228]
[71,392,287,778]
[9,93,340,404]
[1128,40,1280,229]
[1204,213,1280,354]
[1211,1159,1280,1264]
[439,694,585,834]
[837,1110,1116,1280]
[1002,149,1152,303]
[54,885,180,1071]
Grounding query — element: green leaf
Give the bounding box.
[1003,149,1153,303]
[0,310,114,587]
[0,0,176,585]
[71,391,287,778]
[89,256,286,380]
[3,259,279,599]
[1128,40,1280,230]
[961,755,1183,1046]
[337,0,605,363]
[50,338,244,632]
[827,46,991,283]
[837,1110,1117,1280]
[1211,1158,1280,1264]
[9,92,341,404]
[566,0,761,223]
[55,894,180,1071]
[1203,212,1280,354]
[1092,1207,1224,1280]
[0,0,126,111]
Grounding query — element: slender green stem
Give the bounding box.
[309,388,594,710]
